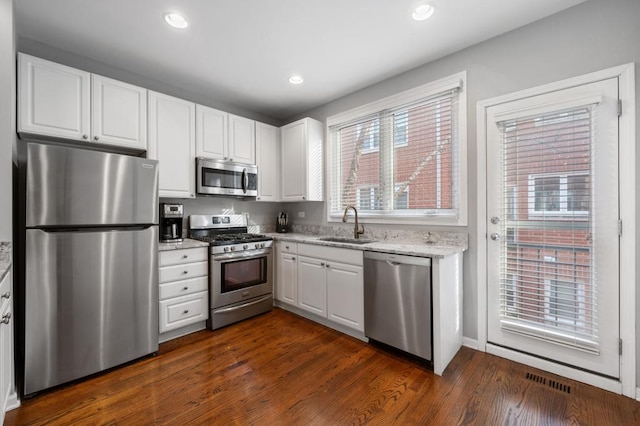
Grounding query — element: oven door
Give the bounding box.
[197,158,258,197]
[210,248,273,308]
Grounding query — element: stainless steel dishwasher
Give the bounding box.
[363,251,432,360]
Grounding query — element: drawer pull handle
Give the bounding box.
[183,287,189,291]
[1,313,10,325]
[1,292,9,299]
[285,245,289,249]
[320,262,325,266]
[326,263,330,268]
[183,255,188,259]
[183,270,189,274]
[183,310,189,314]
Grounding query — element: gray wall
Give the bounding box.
[0,0,15,243]
[294,0,640,380]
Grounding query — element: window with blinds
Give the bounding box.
[326,73,466,224]
[497,104,599,353]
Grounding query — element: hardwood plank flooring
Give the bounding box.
[6,308,640,425]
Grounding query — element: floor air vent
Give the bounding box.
[525,372,546,385]
[525,372,571,394]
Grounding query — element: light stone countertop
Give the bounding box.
[0,242,11,282]
[266,232,467,258]
[159,238,209,252]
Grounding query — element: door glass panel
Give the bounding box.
[498,105,598,352]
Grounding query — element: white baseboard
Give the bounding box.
[274,301,367,342]
[487,344,622,395]
[462,337,479,350]
[159,321,206,343]
[6,391,19,411]
[636,387,640,401]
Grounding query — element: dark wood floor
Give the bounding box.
[6,308,640,425]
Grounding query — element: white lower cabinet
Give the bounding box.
[159,247,209,338]
[276,242,298,305]
[277,242,364,333]
[297,256,327,316]
[326,261,364,331]
[0,270,16,423]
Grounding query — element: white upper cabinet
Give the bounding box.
[280,117,323,201]
[228,114,255,164]
[196,107,255,165]
[255,122,280,202]
[19,53,90,141]
[18,53,148,151]
[148,91,196,198]
[195,104,227,159]
[91,75,147,150]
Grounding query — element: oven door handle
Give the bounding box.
[212,249,271,262]
[213,295,273,314]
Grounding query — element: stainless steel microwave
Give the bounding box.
[196,157,258,197]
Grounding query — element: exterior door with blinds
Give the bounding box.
[486,78,620,378]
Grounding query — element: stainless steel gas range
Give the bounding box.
[189,214,273,330]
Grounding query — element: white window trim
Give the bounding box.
[527,172,590,218]
[476,63,635,397]
[325,71,467,226]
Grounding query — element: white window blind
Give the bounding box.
[497,104,600,353]
[327,79,464,223]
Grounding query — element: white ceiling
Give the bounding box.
[15,0,585,122]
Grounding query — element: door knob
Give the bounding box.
[491,233,500,241]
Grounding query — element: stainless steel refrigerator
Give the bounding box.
[19,142,159,396]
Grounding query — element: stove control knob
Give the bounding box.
[243,244,248,250]
[230,246,235,251]
[223,247,230,252]
[259,243,265,248]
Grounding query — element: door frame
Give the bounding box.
[476,63,636,398]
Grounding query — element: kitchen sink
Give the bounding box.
[318,237,376,245]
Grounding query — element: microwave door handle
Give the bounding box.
[242,168,248,194]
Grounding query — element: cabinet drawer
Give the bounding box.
[278,242,298,254]
[159,261,208,283]
[160,276,208,301]
[298,243,363,266]
[159,247,208,267]
[0,271,10,317]
[160,291,209,333]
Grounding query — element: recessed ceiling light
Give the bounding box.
[289,74,304,85]
[163,12,188,29]
[412,4,435,21]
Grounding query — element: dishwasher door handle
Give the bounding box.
[386,260,402,266]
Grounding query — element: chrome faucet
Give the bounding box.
[342,205,365,239]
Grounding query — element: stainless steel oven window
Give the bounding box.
[221,256,268,293]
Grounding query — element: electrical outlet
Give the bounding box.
[298,211,305,218]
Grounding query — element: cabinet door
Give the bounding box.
[148,91,196,198]
[195,104,227,159]
[91,74,147,150]
[159,291,209,333]
[256,122,280,201]
[327,262,364,331]
[281,120,307,201]
[297,256,327,316]
[228,114,256,164]
[277,252,297,305]
[18,53,90,141]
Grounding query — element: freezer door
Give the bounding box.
[25,142,158,227]
[23,227,159,395]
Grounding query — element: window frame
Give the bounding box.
[527,172,590,218]
[325,71,467,226]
